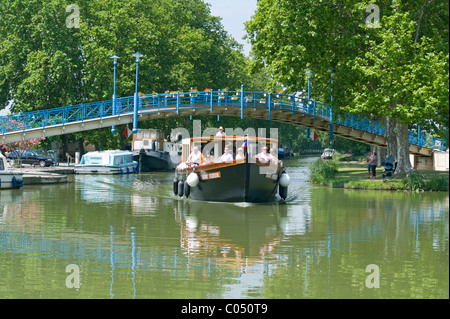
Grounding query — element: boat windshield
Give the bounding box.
[113,155,134,165]
[80,156,105,165]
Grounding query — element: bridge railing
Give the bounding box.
[1,90,446,151]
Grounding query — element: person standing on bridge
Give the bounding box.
[216,126,226,137]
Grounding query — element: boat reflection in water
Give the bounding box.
[175,199,292,257]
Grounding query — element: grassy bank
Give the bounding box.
[309,153,449,192]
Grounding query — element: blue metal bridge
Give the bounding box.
[0,89,446,156]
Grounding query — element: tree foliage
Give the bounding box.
[0,0,251,151]
[245,0,449,172]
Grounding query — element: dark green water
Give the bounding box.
[0,157,448,299]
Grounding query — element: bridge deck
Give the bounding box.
[1,91,445,156]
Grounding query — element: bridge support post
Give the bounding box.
[111,94,117,134]
[292,93,296,116]
[240,84,244,120]
[445,127,448,150]
[418,124,421,145]
[110,54,119,134]
[133,92,139,133]
[132,51,143,134]
[313,100,316,120]
[176,92,180,115]
[210,90,213,113]
[329,107,334,140]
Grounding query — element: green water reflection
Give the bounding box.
[0,157,448,299]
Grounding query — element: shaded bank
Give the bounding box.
[309,159,449,192]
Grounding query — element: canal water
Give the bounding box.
[0,157,448,299]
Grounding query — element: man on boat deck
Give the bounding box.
[218,147,233,162]
[253,146,272,163]
[270,148,282,165]
[216,126,226,136]
[236,148,245,161]
[187,146,204,165]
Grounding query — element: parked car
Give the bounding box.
[7,150,55,167]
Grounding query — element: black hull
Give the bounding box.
[133,150,176,172]
[176,161,281,203]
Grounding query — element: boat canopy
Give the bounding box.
[132,129,166,151]
[79,150,134,166]
[180,136,279,163]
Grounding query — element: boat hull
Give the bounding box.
[74,164,138,174]
[0,173,24,189]
[133,150,178,172]
[176,161,281,203]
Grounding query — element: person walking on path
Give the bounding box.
[370,152,378,179]
[366,151,372,179]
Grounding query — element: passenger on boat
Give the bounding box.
[270,148,282,165]
[187,146,204,165]
[253,146,272,163]
[236,148,245,161]
[218,147,233,162]
[216,126,226,136]
[205,150,215,164]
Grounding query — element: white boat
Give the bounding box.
[321,148,335,160]
[74,150,138,174]
[0,153,24,189]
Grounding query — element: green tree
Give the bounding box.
[245,0,449,173]
[0,0,250,152]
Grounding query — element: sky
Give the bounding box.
[205,0,258,56]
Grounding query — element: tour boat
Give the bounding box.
[0,153,24,189]
[173,136,291,203]
[74,150,138,174]
[132,129,182,171]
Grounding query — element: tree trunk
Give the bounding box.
[385,116,397,160]
[118,125,126,149]
[393,122,412,174]
[61,135,69,161]
[76,138,86,156]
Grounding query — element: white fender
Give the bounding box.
[186,172,199,187]
[279,173,291,187]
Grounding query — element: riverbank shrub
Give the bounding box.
[403,172,449,192]
[309,160,449,192]
[309,159,338,185]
